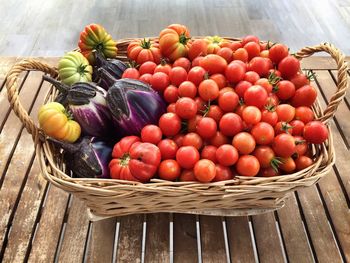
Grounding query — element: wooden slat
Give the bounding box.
[86,218,117,263]
[144,214,170,263]
[173,214,198,263]
[57,197,90,263]
[276,197,314,262]
[296,187,343,262]
[0,57,18,89]
[199,216,227,262]
[252,212,285,263]
[300,57,338,70]
[226,216,256,262]
[116,215,143,262]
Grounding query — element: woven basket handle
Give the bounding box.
[5,59,58,142]
[294,43,348,123]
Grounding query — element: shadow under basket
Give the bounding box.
[5,39,348,221]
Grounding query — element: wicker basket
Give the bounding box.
[5,39,348,221]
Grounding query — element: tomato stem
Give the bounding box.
[141,38,152,49]
[179,33,190,45]
[270,157,283,173]
[120,153,131,166]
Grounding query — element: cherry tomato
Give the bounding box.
[278,56,300,79]
[182,132,203,150]
[236,155,260,177]
[122,68,140,79]
[244,42,260,60]
[276,104,295,122]
[196,117,217,139]
[260,50,269,58]
[244,85,268,108]
[251,122,274,145]
[303,121,328,144]
[290,120,305,136]
[169,66,188,86]
[194,97,206,114]
[290,72,310,89]
[216,144,239,166]
[192,56,205,67]
[158,139,178,160]
[272,134,296,157]
[244,71,260,84]
[175,97,198,119]
[207,105,224,123]
[159,113,181,136]
[275,80,296,100]
[253,146,277,169]
[179,169,196,181]
[178,81,197,98]
[247,57,270,77]
[295,156,314,171]
[209,131,230,147]
[219,86,235,96]
[279,157,296,173]
[233,48,249,62]
[291,85,317,107]
[275,121,293,135]
[158,159,181,181]
[139,73,152,84]
[219,113,243,136]
[242,106,262,125]
[217,47,233,63]
[294,136,308,156]
[210,73,227,89]
[235,80,252,98]
[232,132,256,154]
[242,35,259,45]
[218,91,239,112]
[176,146,200,169]
[266,93,280,107]
[259,167,279,177]
[268,43,289,64]
[261,108,278,126]
[225,61,246,83]
[255,78,273,94]
[141,125,162,144]
[151,72,170,92]
[173,134,184,147]
[230,41,242,51]
[187,115,203,132]
[187,66,207,86]
[194,159,216,182]
[173,57,191,72]
[201,145,218,163]
[234,60,247,71]
[139,61,157,75]
[198,79,219,101]
[188,39,208,61]
[164,85,179,103]
[199,54,228,74]
[295,106,314,123]
[154,63,172,75]
[213,164,234,181]
[167,103,176,113]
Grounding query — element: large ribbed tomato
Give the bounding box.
[127,39,161,64]
[159,24,191,61]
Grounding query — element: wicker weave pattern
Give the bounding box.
[5,40,348,220]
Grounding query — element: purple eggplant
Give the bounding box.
[49,137,112,178]
[100,68,166,136]
[43,76,112,138]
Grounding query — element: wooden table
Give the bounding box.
[0,57,349,263]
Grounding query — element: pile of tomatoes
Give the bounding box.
[109,24,329,183]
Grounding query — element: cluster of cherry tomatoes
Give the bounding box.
[109,24,329,183]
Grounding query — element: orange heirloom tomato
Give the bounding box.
[159,24,191,61]
[38,102,81,143]
[127,39,161,65]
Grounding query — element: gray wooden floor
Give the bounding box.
[0,0,350,56]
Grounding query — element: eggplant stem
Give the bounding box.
[43,75,69,93]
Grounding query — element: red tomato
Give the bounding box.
[169,66,188,86]
[173,57,191,72]
[194,159,216,182]
[207,105,224,123]
[192,56,204,67]
[139,73,152,84]
[213,165,234,182]
[303,121,328,144]
[261,108,278,126]
[233,48,249,62]
[295,106,314,123]
[154,63,172,75]
[244,42,260,60]
[158,139,178,160]
[151,72,170,92]
[173,134,184,147]
[294,136,308,156]
[269,69,282,78]
[291,85,317,107]
[196,117,217,139]
[279,157,296,173]
[122,68,140,79]
[177,81,197,98]
[236,155,260,176]
[234,60,247,71]
[290,120,305,136]
[260,50,269,58]
[199,54,228,74]
[210,74,227,89]
[111,136,141,158]
[275,121,293,135]
[242,106,262,125]
[194,97,206,114]
[242,35,259,45]
[182,132,203,150]
[127,39,161,65]
[176,146,200,169]
[159,113,181,136]
[278,56,300,79]
[219,113,243,136]
[268,43,289,64]
[253,146,276,168]
[276,104,295,122]
[251,122,275,145]
[217,47,233,63]
[188,39,208,61]
[139,61,157,75]
[266,93,280,107]
[141,125,162,144]
[187,115,203,132]
[232,132,256,154]
[244,71,260,84]
[158,160,181,181]
[198,79,219,101]
[164,85,179,103]
[290,72,310,89]
[201,145,218,163]
[179,169,196,181]
[219,86,235,96]
[167,103,176,113]
[216,144,239,166]
[275,80,296,100]
[235,81,252,98]
[209,131,230,147]
[244,85,268,108]
[295,156,314,171]
[247,57,270,77]
[225,61,246,83]
[272,134,296,157]
[175,97,198,119]
[259,167,279,177]
[230,41,242,51]
[218,91,239,112]
[187,66,207,86]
